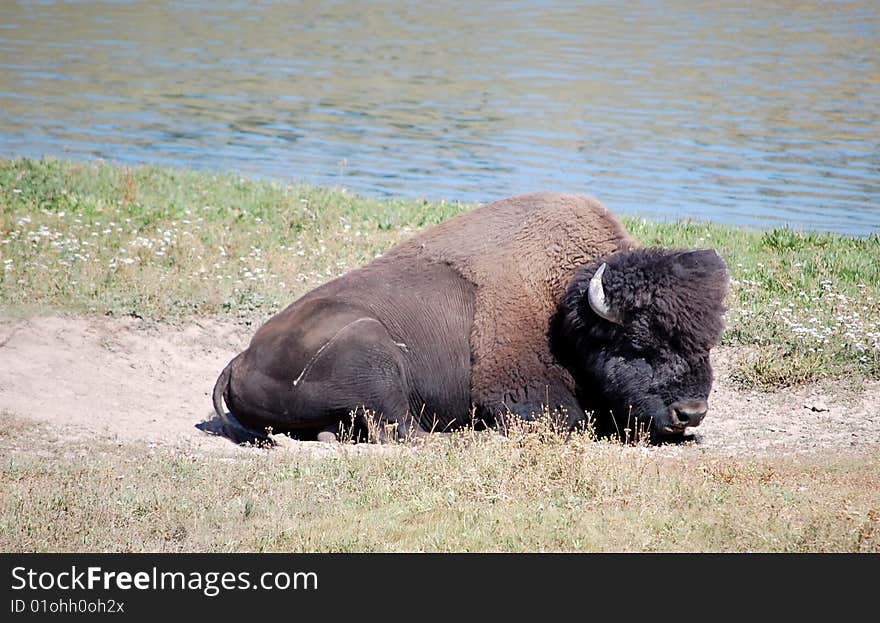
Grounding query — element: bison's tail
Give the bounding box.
[205,355,273,446]
[212,357,235,419]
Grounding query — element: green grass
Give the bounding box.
[1,157,878,388]
[0,157,467,321]
[2,416,877,552]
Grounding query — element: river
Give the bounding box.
[1,1,878,235]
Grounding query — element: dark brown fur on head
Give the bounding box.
[553,248,730,441]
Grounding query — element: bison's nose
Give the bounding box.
[671,399,708,428]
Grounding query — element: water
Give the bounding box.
[1,0,878,236]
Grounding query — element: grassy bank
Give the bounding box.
[1,156,878,389]
[1,416,877,552]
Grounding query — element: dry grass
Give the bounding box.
[2,414,877,553]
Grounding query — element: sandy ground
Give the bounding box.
[1,315,877,457]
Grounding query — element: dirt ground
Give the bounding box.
[1,315,877,457]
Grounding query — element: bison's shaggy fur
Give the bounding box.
[558,248,728,358]
[554,248,729,440]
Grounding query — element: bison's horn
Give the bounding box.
[588,263,623,325]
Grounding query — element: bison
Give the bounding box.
[211,192,728,443]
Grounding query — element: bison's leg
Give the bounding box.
[292,316,423,443]
[223,306,423,442]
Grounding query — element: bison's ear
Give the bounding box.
[671,249,728,278]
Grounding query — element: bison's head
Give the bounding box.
[553,248,729,442]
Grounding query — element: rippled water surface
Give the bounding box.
[1,1,878,235]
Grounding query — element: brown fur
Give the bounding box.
[378,192,634,412]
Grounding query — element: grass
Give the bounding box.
[1,158,879,553]
[0,156,467,321]
[2,157,877,388]
[1,415,877,553]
